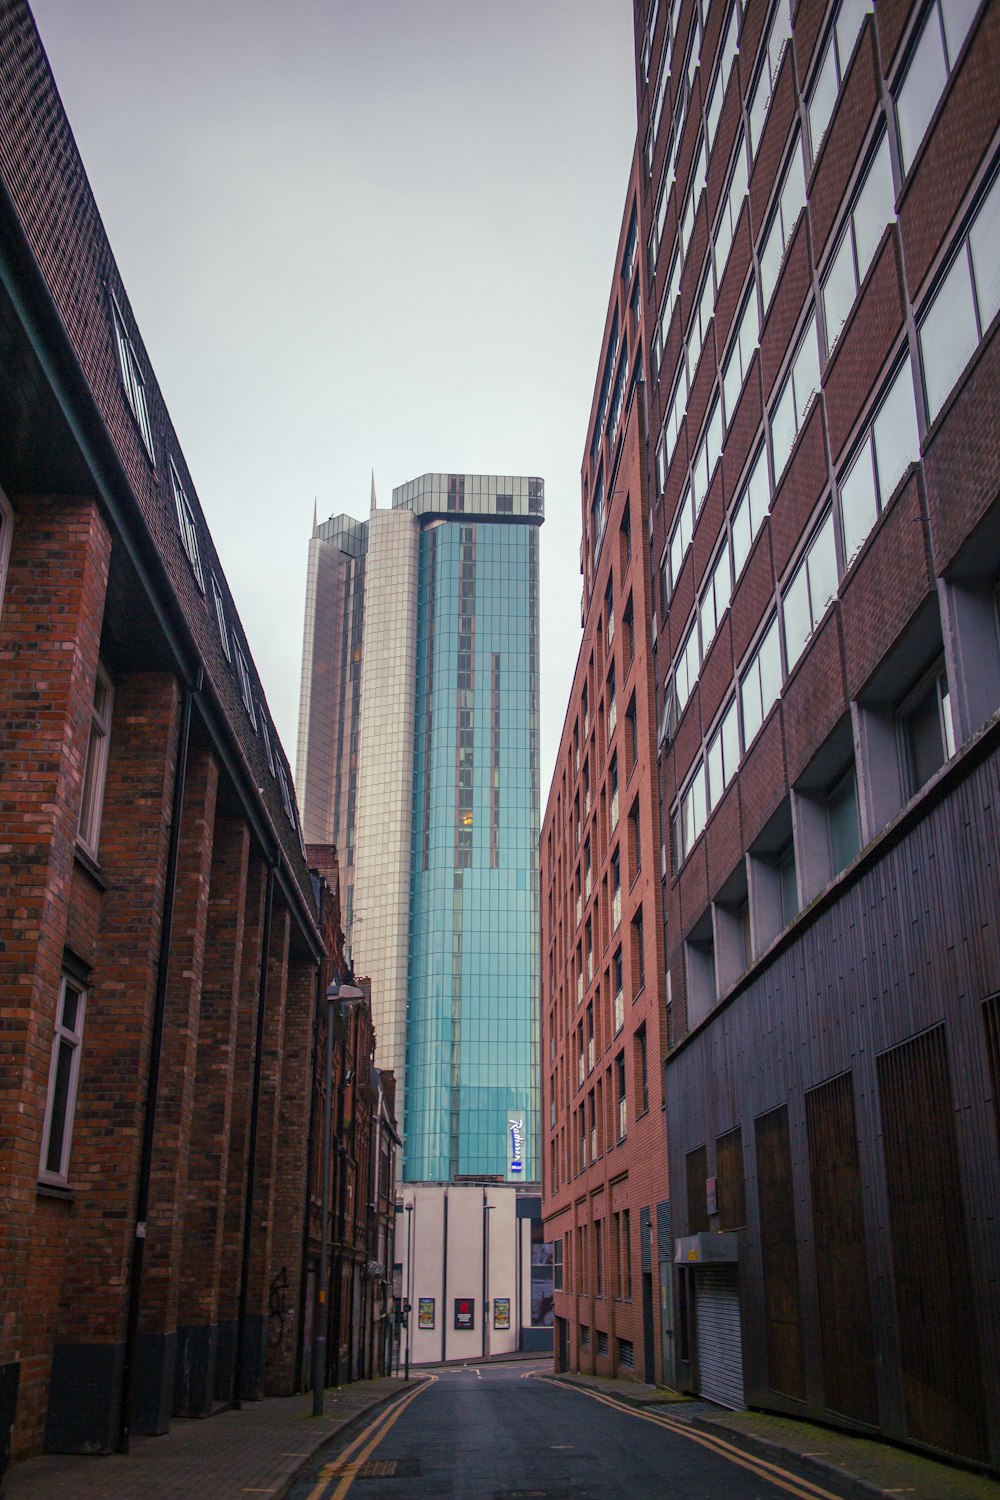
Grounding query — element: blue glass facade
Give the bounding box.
[405,517,540,1181]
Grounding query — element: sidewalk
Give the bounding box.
[4,1376,426,1500]
[549,1372,1000,1500]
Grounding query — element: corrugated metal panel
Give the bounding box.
[695,1266,744,1410]
[877,1025,987,1461]
[656,1199,671,1249]
[805,1071,877,1425]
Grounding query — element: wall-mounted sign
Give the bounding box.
[508,1115,525,1175]
[493,1296,511,1330]
[454,1297,475,1331]
[418,1297,435,1330]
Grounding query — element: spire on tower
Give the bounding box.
[370,470,377,511]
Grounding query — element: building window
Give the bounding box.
[706,2,741,148]
[653,250,682,379]
[741,615,783,748]
[759,135,806,310]
[675,618,700,714]
[722,283,759,427]
[770,314,821,481]
[673,759,708,865]
[706,696,740,807]
[616,1051,627,1140]
[259,711,276,775]
[657,365,688,494]
[632,905,645,997]
[895,0,979,176]
[839,355,920,565]
[39,972,87,1184]
[110,293,154,460]
[668,483,695,595]
[781,511,838,671]
[553,1237,564,1291]
[78,662,113,859]
[170,462,205,592]
[713,131,749,285]
[699,543,732,658]
[918,167,1000,424]
[898,663,956,796]
[808,0,872,161]
[691,397,723,514]
[234,644,258,729]
[748,0,792,157]
[731,445,770,579]
[628,798,642,883]
[635,1027,649,1116]
[211,575,232,661]
[686,266,715,384]
[621,1209,632,1299]
[827,767,861,874]
[777,839,799,926]
[823,133,895,350]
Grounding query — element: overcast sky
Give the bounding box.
[31,0,637,792]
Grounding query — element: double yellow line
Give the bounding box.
[529,1373,844,1500]
[305,1375,437,1500]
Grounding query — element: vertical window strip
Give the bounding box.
[918,165,1000,423]
[895,0,980,177]
[822,132,895,351]
[39,974,87,1183]
[211,575,232,661]
[748,0,792,157]
[808,0,872,161]
[78,663,113,857]
[759,135,806,311]
[839,355,920,564]
[110,293,155,460]
[170,462,205,591]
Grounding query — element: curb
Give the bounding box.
[546,1372,693,1412]
[277,1379,432,1500]
[689,1416,893,1500]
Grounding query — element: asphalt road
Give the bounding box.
[290,1360,853,1500]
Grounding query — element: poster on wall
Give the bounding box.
[418,1297,435,1330]
[508,1115,525,1175]
[493,1296,511,1330]
[454,1297,475,1330]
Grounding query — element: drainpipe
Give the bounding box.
[233,857,276,1406]
[118,671,199,1453]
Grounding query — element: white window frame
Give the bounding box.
[170,462,206,592]
[77,661,113,859]
[39,973,87,1185]
[259,709,276,775]
[110,293,155,461]
[211,574,232,661]
[235,643,258,729]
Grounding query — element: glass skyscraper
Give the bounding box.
[297,474,542,1182]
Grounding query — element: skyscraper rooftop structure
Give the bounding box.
[299,474,543,1181]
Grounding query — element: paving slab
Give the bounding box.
[4,1377,427,1500]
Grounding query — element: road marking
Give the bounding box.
[305,1375,437,1500]
[531,1375,844,1500]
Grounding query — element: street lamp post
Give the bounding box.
[313,979,363,1418]
[404,1202,414,1381]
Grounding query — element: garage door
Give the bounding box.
[694,1265,744,1409]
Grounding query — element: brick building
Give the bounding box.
[540,155,672,1385]
[0,1,395,1482]
[633,0,1000,1469]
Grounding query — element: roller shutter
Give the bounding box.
[694,1265,744,1409]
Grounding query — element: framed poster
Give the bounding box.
[493,1296,511,1330]
[418,1297,435,1330]
[454,1297,475,1330]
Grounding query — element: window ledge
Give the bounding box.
[37,1181,75,1203]
[74,842,109,890]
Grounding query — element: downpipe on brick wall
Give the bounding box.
[118,670,200,1454]
[233,857,276,1408]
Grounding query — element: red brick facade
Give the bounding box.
[541,154,672,1385]
[0,2,397,1482]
